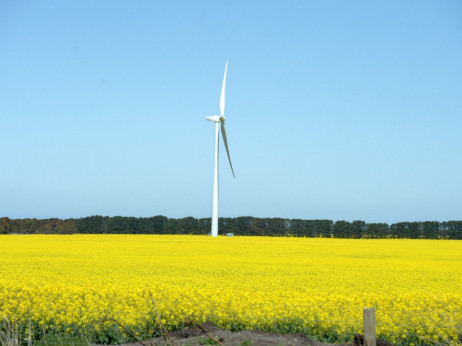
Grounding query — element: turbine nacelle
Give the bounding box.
[206,115,225,122]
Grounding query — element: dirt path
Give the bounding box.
[112,322,392,346]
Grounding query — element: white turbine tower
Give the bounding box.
[206,61,235,237]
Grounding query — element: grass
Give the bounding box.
[34,334,91,346]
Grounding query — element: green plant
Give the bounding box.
[0,318,20,346]
[35,334,91,346]
[196,335,221,345]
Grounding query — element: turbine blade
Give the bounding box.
[220,120,235,178]
[219,61,228,116]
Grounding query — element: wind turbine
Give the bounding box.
[206,61,235,237]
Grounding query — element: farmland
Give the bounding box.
[0,235,461,345]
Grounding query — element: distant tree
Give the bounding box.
[146,215,168,234]
[289,219,306,236]
[0,217,11,234]
[366,223,389,238]
[64,219,76,234]
[198,217,211,234]
[181,217,199,234]
[21,218,38,234]
[74,215,105,233]
[446,221,462,239]
[333,221,352,238]
[268,218,288,236]
[306,220,333,237]
[2,215,461,238]
[351,220,366,238]
[390,222,406,238]
[421,221,439,239]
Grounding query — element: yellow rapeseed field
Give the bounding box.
[0,235,461,345]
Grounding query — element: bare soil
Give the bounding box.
[113,322,393,346]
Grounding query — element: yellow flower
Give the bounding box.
[0,235,460,343]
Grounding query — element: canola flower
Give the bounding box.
[0,235,461,345]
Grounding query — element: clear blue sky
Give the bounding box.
[1,1,461,223]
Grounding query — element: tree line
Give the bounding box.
[0,216,461,239]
